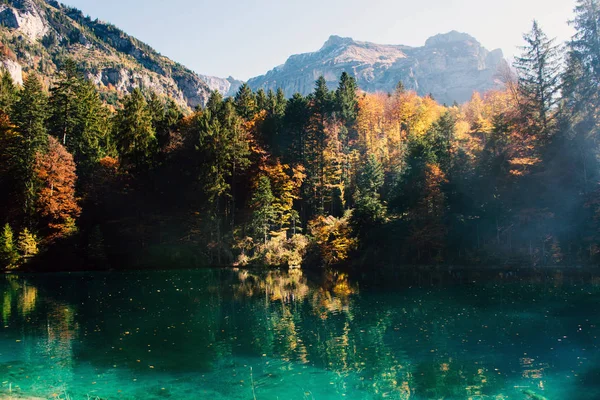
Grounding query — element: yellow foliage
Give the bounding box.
[309,214,357,266]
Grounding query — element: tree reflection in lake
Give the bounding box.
[1,269,600,399]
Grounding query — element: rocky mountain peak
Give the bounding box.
[321,35,355,50]
[424,30,480,47]
[248,32,506,104]
[0,0,241,108]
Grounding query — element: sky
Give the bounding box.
[62,0,575,81]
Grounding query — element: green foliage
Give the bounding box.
[12,74,49,222]
[49,59,110,171]
[514,20,562,137]
[114,88,157,172]
[250,175,276,244]
[357,154,384,197]
[352,155,387,236]
[335,72,359,127]
[0,224,18,269]
[0,69,18,114]
[18,228,39,262]
[234,83,257,121]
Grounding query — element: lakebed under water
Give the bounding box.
[1,268,599,399]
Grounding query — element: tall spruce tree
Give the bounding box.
[514,21,562,138]
[114,88,156,172]
[0,70,17,114]
[234,83,257,121]
[49,59,82,147]
[250,175,275,244]
[335,72,359,128]
[12,74,49,222]
[564,0,600,120]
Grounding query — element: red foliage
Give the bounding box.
[35,136,81,239]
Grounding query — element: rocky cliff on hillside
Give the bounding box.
[247,32,508,104]
[0,0,229,108]
[198,74,243,97]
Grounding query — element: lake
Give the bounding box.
[1,269,600,399]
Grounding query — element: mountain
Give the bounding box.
[198,74,244,98]
[0,0,235,109]
[247,31,508,104]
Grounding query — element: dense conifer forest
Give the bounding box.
[0,1,599,271]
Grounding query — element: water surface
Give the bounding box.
[1,269,599,399]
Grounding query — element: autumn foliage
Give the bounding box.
[35,135,81,240]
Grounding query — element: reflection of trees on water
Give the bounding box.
[2,270,599,399]
[1,276,79,396]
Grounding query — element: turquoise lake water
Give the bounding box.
[1,269,600,399]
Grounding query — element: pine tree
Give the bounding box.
[12,74,49,222]
[114,88,156,172]
[309,76,334,216]
[571,0,600,87]
[335,72,359,128]
[255,88,267,111]
[514,21,562,137]
[49,59,82,147]
[76,80,111,167]
[357,154,385,198]
[234,83,257,121]
[251,175,275,244]
[564,0,600,120]
[282,93,310,163]
[313,76,333,115]
[427,111,456,172]
[0,69,17,114]
[0,223,18,269]
[351,155,386,235]
[275,88,287,115]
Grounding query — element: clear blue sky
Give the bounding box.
[62,0,575,80]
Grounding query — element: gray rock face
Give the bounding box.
[1,59,23,85]
[0,0,216,109]
[0,0,48,41]
[247,31,507,104]
[198,75,243,97]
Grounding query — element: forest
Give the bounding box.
[0,1,599,271]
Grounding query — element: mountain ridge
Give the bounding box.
[247,31,508,104]
[0,0,507,107]
[0,0,239,108]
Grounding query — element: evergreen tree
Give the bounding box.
[250,175,275,244]
[255,88,268,111]
[335,72,359,128]
[49,59,82,147]
[282,93,310,163]
[76,80,111,166]
[234,83,257,121]
[0,223,18,269]
[12,74,49,222]
[49,61,108,170]
[309,76,334,216]
[427,111,456,172]
[0,69,17,114]
[114,88,156,172]
[357,154,385,198]
[275,88,287,115]
[571,0,600,87]
[514,21,562,137]
[563,0,600,123]
[352,155,386,236]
